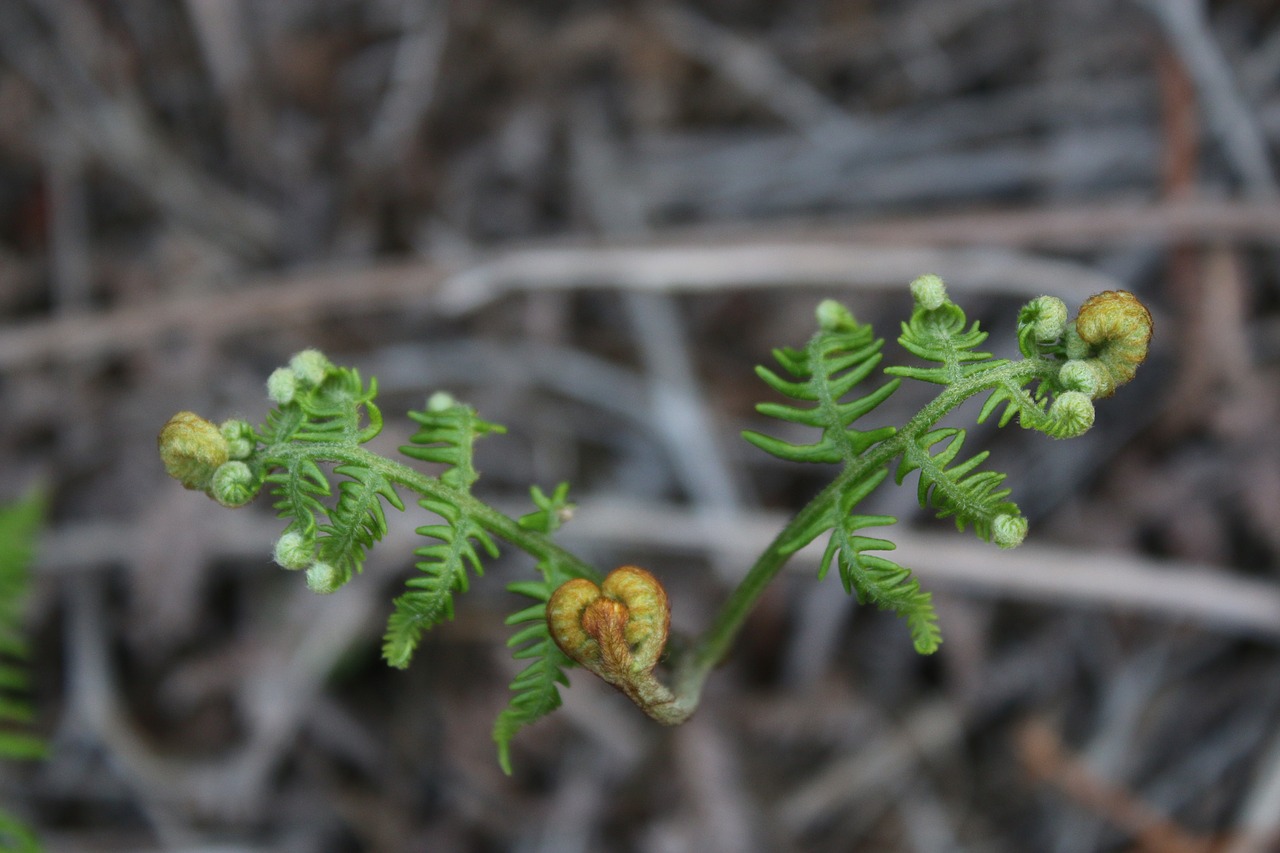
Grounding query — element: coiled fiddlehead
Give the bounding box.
[1064,290,1154,398]
[546,566,685,723]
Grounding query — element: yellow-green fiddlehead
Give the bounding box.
[1063,290,1154,399]
[546,566,688,724]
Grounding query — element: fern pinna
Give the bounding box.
[158,277,1150,771]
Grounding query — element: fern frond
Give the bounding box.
[797,474,941,653]
[743,301,899,466]
[977,379,1049,430]
[896,427,1020,544]
[382,498,499,669]
[885,299,1001,386]
[492,572,577,775]
[382,394,509,668]
[259,357,383,446]
[400,394,506,491]
[493,486,591,772]
[821,516,940,654]
[265,456,330,537]
[293,369,382,444]
[315,464,405,579]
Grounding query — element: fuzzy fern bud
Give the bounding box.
[159,412,229,492]
[211,460,257,507]
[305,560,347,594]
[267,367,298,405]
[1017,296,1068,358]
[426,390,457,412]
[1047,391,1095,438]
[220,419,255,460]
[274,530,315,570]
[909,274,948,311]
[289,349,333,387]
[992,513,1028,549]
[1028,296,1068,341]
[816,299,858,333]
[1058,360,1103,397]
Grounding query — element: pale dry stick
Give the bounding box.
[775,701,963,835]
[1139,690,1280,853]
[1138,0,1277,198]
[651,5,863,144]
[559,499,1280,643]
[182,0,252,95]
[896,785,961,853]
[775,129,1156,213]
[355,0,449,168]
[779,580,856,689]
[33,500,1280,645]
[0,240,1122,371]
[740,198,1280,249]
[1017,719,1216,853]
[1051,645,1177,853]
[1226,729,1280,853]
[640,74,1148,176]
[33,419,1280,649]
[60,575,212,848]
[672,713,762,853]
[569,99,746,574]
[434,242,1122,314]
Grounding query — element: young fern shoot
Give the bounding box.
[158,277,1151,772]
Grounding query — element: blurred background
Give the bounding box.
[3,0,1280,851]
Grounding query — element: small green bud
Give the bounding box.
[267,367,298,405]
[909,274,948,311]
[289,349,332,387]
[815,299,857,333]
[1022,296,1068,343]
[1048,391,1095,438]
[211,461,257,507]
[274,531,314,570]
[220,419,256,460]
[1063,327,1090,362]
[159,411,229,492]
[992,514,1028,549]
[305,561,347,594]
[1058,360,1102,397]
[426,390,458,412]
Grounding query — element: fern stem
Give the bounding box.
[280,444,602,581]
[675,355,1057,702]
[685,481,841,679]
